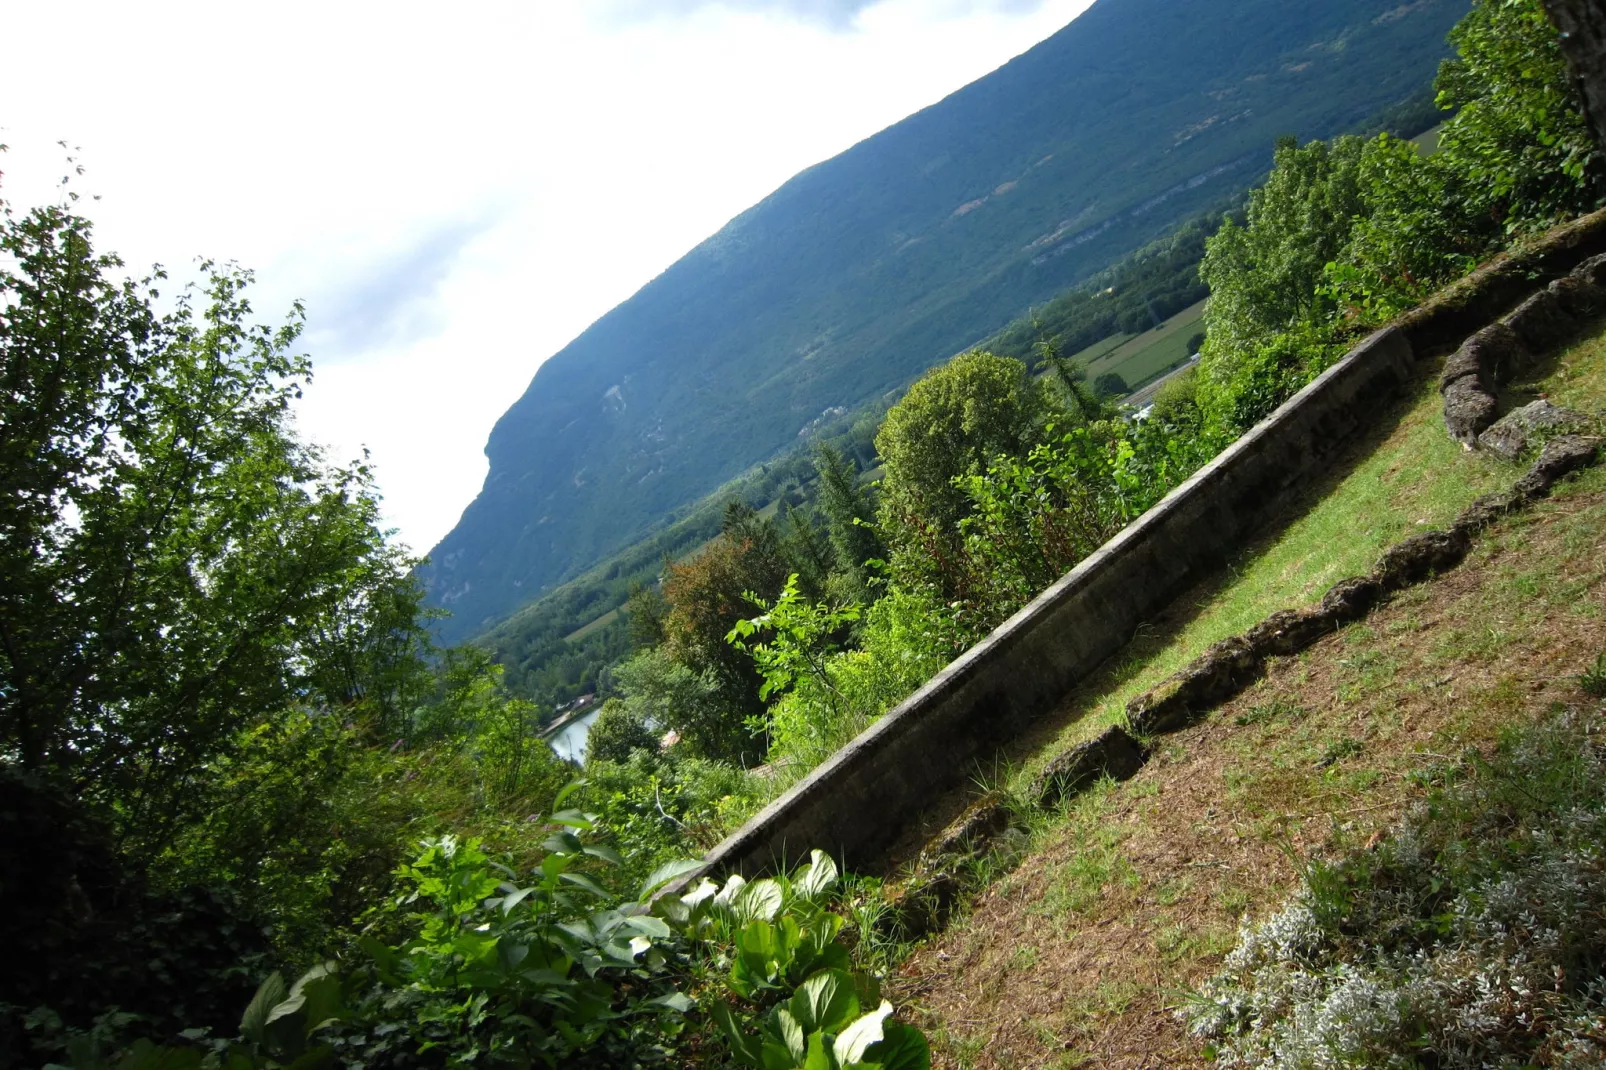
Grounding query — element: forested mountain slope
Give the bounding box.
[423,0,1469,642]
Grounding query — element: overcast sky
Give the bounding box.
[1,0,1096,555]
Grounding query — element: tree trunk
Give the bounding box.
[1544,0,1606,155]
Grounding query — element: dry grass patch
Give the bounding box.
[896,468,1606,1070]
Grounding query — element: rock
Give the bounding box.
[1452,488,1523,538]
[1243,607,1336,657]
[1319,575,1387,622]
[921,797,1010,863]
[1476,399,1593,460]
[1548,274,1606,319]
[1503,288,1577,356]
[1372,529,1471,588]
[1443,377,1500,445]
[1572,251,1606,288]
[1438,346,1486,392]
[1513,434,1604,500]
[1029,725,1148,808]
[1128,635,1260,735]
[1442,323,1528,392]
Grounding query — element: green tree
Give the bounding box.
[585,699,659,764]
[0,196,424,863]
[875,350,1052,545]
[660,503,791,739]
[1093,371,1129,399]
[1437,0,1600,229]
[813,444,884,596]
[1198,135,1366,362]
[610,647,754,765]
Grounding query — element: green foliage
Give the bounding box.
[330,820,694,1069]
[1198,135,1367,363]
[609,646,751,767]
[665,852,932,1070]
[583,752,763,886]
[813,446,885,602]
[1198,0,1600,434]
[585,700,660,765]
[0,202,420,862]
[1436,0,1601,229]
[876,351,1054,548]
[1092,372,1129,398]
[0,176,585,1063]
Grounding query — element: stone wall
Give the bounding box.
[682,208,1606,884]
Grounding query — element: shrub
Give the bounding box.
[1188,713,1606,1068]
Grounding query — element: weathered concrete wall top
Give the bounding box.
[686,207,1606,884]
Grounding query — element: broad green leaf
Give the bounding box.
[282,963,343,1034]
[682,875,720,910]
[239,971,287,1045]
[547,807,594,829]
[623,914,672,939]
[736,878,784,924]
[774,1007,808,1064]
[553,779,587,808]
[543,829,583,856]
[833,1001,893,1066]
[499,886,537,914]
[649,990,695,1013]
[559,870,609,898]
[790,969,859,1035]
[638,857,706,899]
[583,843,625,867]
[865,1022,931,1070]
[794,850,839,901]
[358,935,401,985]
[804,1030,841,1070]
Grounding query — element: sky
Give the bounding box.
[0,0,1097,556]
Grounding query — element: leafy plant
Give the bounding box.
[337,787,699,1068]
[660,851,931,1070]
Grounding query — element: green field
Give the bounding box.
[1065,332,1134,367]
[1085,298,1207,393]
[563,607,620,643]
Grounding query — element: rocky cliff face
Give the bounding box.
[422,0,1469,643]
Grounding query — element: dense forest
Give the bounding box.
[3,0,1600,1067]
[420,0,1471,646]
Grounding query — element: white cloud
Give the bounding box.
[0,0,1095,557]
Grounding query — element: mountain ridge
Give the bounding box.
[423,0,1470,643]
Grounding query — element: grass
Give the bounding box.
[563,607,620,642]
[895,317,1606,1069]
[1065,332,1134,368]
[1084,298,1206,390]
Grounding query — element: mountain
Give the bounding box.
[422,0,1469,643]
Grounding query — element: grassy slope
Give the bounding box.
[892,323,1606,1069]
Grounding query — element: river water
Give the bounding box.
[546,708,600,764]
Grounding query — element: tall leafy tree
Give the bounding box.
[0,193,424,860]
